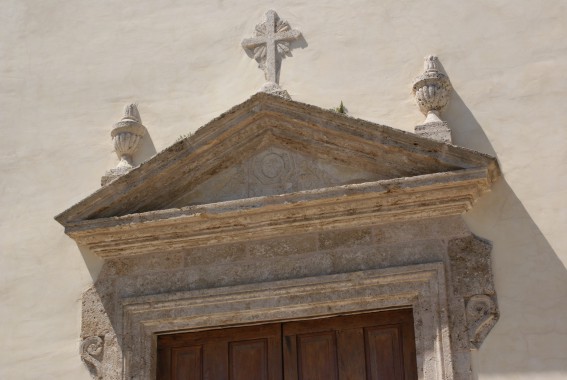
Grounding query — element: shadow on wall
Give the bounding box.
[432,57,494,156]
[80,246,104,282]
[134,130,157,166]
[447,88,567,376]
[465,178,567,377]
[445,90,496,157]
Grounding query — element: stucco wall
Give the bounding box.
[1,1,566,379]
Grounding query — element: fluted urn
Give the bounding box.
[111,104,146,169]
[412,56,453,143]
[101,104,147,186]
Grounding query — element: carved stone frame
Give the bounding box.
[120,263,454,380]
[57,94,502,379]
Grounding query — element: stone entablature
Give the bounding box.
[79,217,498,379]
[56,93,500,379]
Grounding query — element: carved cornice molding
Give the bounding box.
[66,167,491,258]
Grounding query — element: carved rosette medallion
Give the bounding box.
[80,336,104,379]
[466,295,499,349]
[253,150,293,184]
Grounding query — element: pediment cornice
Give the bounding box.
[56,93,500,258]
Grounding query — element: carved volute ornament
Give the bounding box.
[242,10,302,99]
[101,104,147,186]
[466,294,499,349]
[80,336,104,379]
[412,55,453,143]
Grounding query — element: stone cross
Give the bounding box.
[242,10,301,86]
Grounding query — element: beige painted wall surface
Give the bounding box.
[1,1,566,379]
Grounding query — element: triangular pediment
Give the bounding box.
[56,92,499,227]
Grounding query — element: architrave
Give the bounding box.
[120,263,452,380]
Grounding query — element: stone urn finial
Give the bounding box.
[101,103,147,186]
[412,55,453,143]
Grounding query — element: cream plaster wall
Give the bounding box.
[0,1,566,379]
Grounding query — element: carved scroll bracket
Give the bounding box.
[466,294,499,349]
[80,336,104,379]
[448,235,499,350]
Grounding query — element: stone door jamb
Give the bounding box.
[120,263,453,380]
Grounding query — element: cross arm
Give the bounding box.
[275,30,301,42]
[242,37,267,49]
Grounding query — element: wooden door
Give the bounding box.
[283,309,417,380]
[157,309,417,380]
[157,323,282,380]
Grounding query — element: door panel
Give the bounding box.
[297,332,338,380]
[203,341,228,380]
[365,326,402,380]
[158,309,417,380]
[229,339,269,380]
[336,328,366,380]
[158,323,282,380]
[283,309,416,380]
[172,346,202,380]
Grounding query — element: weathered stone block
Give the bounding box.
[246,234,318,258]
[184,243,247,266]
[319,228,373,250]
[116,270,195,298]
[189,252,333,289]
[81,286,113,338]
[448,235,495,297]
[329,240,445,273]
[104,251,184,277]
[374,216,469,245]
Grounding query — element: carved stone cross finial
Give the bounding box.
[242,10,301,99]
